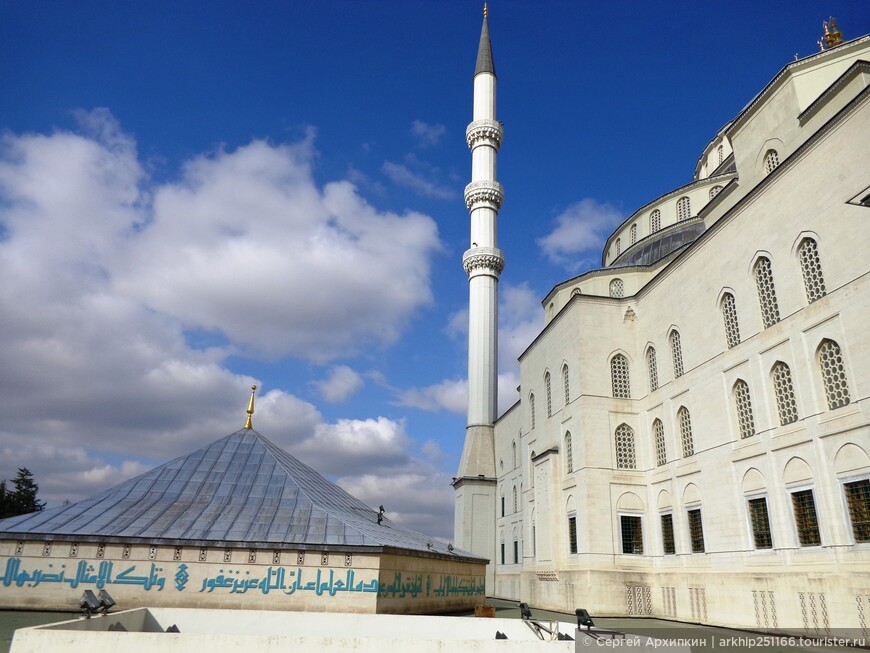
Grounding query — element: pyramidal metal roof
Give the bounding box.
[0,429,478,560]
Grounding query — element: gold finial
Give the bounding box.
[244,385,257,429]
[483,3,487,18]
[826,17,843,48]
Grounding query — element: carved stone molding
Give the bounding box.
[462,247,505,276]
[464,180,504,210]
[466,119,504,149]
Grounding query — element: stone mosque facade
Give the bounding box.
[454,14,870,633]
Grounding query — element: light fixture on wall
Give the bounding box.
[80,590,100,618]
[576,608,595,630]
[98,589,116,615]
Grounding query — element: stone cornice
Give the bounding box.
[464,180,504,210]
[462,247,505,276]
[466,119,503,149]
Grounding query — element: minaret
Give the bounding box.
[453,4,504,590]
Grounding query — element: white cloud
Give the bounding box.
[0,110,453,537]
[396,378,467,414]
[410,120,446,148]
[313,365,364,403]
[381,161,455,200]
[536,198,623,272]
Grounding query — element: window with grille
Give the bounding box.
[647,347,659,392]
[670,331,684,378]
[500,541,505,564]
[844,479,870,543]
[772,362,798,425]
[709,185,722,199]
[615,238,621,256]
[677,196,691,221]
[717,144,724,165]
[568,516,578,554]
[764,149,779,174]
[748,497,772,549]
[630,223,637,245]
[563,364,570,404]
[545,372,552,417]
[650,209,661,233]
[688,509,705,552]
[721,292,740,348]
[530,394,536,429]
[791,489,821,546]
[754,257,780,328]
[611,354,630,398]
[818,339,850,410]
[678,407,694,457]
[615,424,636,469]
[653,419,666,466]
[661,513,675,554]
[610,278,624,298]
[512,486,518,513]
[514,540,519,564]
[798,238,826,302]
[733,379,755,439]
[565,432,574,473]
[621,515,643,554]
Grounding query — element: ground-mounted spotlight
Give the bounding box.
[519,602,532,620]
[576,608,595,630]
[79,590,100,618]
[98,589,116,615]
[166,624,181,633]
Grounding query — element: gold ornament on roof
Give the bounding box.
[483,3,487,18]
[244,385,257,429]
[819,18,844,51]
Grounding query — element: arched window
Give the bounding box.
[717,144,723,165]
[565,432,574,474]
[670,330,684,378]
[646,346,658,392]
[615,237,621,256]
[709,185,722,199]
[733,379,755,439]
[677,196,691,221]
[653,419,666,466]
[562,364,570,404]
[545,372,552,418]
[678,406,694,457]
[764,149,779,174]
[529,393,536,429]
[512,440,517,469]
[512,485,518,513]
[798,238,826,303]
[650,209,661,233]
[630,223,637,245]
[611,354,631,399]
[615,424,636,469]
[754,257,780,328]
[818,339,850,410]
[772,361,798,425]
[721,292,740,349]
[610,279,624,298]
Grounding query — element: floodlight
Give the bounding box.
[519,602,532,620]
[79,590,100,618]
[166,624,181,633]
[377,505,385,525]
[495,631,508,639]
[447,543,455,553]
[576,608,595,629]
[98,589,116,614]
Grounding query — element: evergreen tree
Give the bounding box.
[0,468,45,519]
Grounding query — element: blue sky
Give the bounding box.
[1,1,867,539]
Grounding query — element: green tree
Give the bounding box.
[0,468,46,519]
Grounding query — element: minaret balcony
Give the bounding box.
[462,246,505,276]
[464,180,504,210]
[466,119,504,149]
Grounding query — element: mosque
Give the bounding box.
[0,387,486,614]
[453,13,870,633]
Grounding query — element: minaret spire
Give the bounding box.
[454,6,504,590]
[244,385,257,430]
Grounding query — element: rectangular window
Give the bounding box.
[501,496,505,517]
[500,542,505,565]
[844,479,870,542]
[748,498,772,549]
[568,516,578,554]
[513,541,519,564]
[660,514,675,554]
[620,515,643,554]
[688,509,705,553]
[791,489,821,546]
